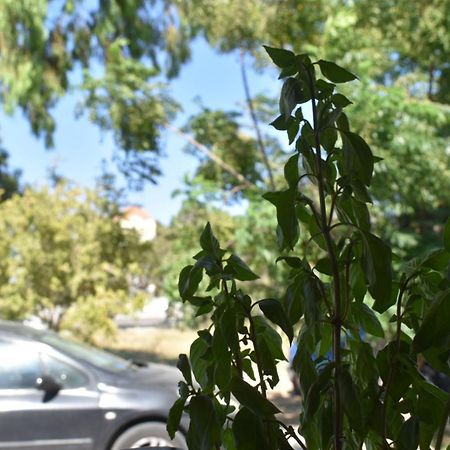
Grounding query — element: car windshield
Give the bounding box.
[40,332,130,373]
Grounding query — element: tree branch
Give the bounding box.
[165,123,256,189]
[428,63,434,101]
[240,48,276,191]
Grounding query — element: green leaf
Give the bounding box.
[263,189,299,250]
[242,357,256,381]
[253,316,286,361]
[212,321,229,360]
[303,277,321,326]
[352,199,370,231]
[397,417,419,450]
[292,343,317,396]
[283,277,305,324]
[226,254,259,281]
[320,127,337,153]
[200,222,220,255]
[413,289,450,353]
[230,376,280,417]
[178,381,190,398]
[297,203,327,250]
[360,231,393,312]
[331,93,352,108]
[186,395,221,450]
[258,298,294,343]
[279,64,299,79]
[214,350,232,391]
[222,428,236,450]
[317,60,358,83]
[167,397,186,439]
[304,381,321,420]
[284,153,300,189]
[194,254,221,274]
[422,248,450,270]
[341,131,374,186]
[221,306,240,355]
[190,337,211,388]
[350,302,384,338]
[194,300,214,317]
[263,45,296,68]
[338,369,364,432]
[376,342,413,401]
[416,378,447,426]
[351,180,373,204]
[315,257,333,275]
[356,342,377,381]
[232,407,271,450]
[276,256,303,268]
[444,218,450,252]
[287,119,300,144]
[178,265,203,300]
[176,353,192,385]
[279,77,302,119]
[270,114,293,130]
[336,111,350,132]
[350,261,367,302]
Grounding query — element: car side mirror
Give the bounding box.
[36,374,62,402]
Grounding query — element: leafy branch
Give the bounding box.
[168,46,450,450]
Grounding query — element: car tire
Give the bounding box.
[110,422,187,450]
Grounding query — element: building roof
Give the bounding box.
[123,206,154,220]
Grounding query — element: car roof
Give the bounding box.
[0,320,50,343]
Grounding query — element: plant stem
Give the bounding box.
[240,48,276,191]
[342,240,354,322]
[328,187,344,227]
[380,271,420,447]
[274,420,307,450]
[307,65,343,450]
[223,281,244,378]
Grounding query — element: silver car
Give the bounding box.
[0,321,187,450]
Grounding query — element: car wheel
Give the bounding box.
[110,422,187,449]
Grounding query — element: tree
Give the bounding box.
[0,144,21,201]
[0,0,190,185]
[0,181,151,340]
[176,0,450,257]
[2,0,449,328]
[1,1,448,230]
[169,47,450,450]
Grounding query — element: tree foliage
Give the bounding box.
[0,0,190,185]
[1,0,448,223]
[0,181,150,340]
[0,145,21,201]
[175,0,450,257]
[169,48,450,450]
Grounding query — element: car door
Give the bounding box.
[0,339,102,450]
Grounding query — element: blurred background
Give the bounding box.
[0,0,448,402]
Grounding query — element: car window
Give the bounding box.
[0,341,41,389]
[40,332,129,372]
[41,353,88,389]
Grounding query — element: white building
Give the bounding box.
[121,206,157,242]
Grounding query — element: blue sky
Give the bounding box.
[0,39,278,225]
